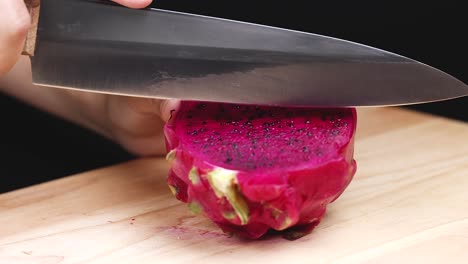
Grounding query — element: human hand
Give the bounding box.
[67,90,180,156]
[0,0,31,76]
[0,0,180,157]
[0,0,153,77]
[65,0,181,156]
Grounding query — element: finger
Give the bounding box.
[0,0,31,76]
[116,132,167,156]
[111,96,179,123]
[106,96,180,156]
[111,0,152,9]
[107,96,164,138]
[106,96,170,156]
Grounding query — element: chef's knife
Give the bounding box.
[22,0,467,107]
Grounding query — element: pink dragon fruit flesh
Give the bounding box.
[164,101,357,239]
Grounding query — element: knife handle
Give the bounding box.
[22,0,41,56]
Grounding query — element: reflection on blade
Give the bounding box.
[31,0,468,107]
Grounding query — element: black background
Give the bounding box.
[0,0,466,193]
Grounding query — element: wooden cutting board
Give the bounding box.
[1,107,468,264]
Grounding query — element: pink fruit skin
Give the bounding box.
[164,102,357,239]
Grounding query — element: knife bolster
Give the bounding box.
[22,0,41,56]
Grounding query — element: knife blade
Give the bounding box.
[24,0,467,107]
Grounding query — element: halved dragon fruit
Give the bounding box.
[164,101,357,239]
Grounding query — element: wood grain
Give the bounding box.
[22,0,41,56]
[1,107,468,264]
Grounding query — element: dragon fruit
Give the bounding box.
[164,101,357,239]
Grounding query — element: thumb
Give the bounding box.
[0,0,31,76]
